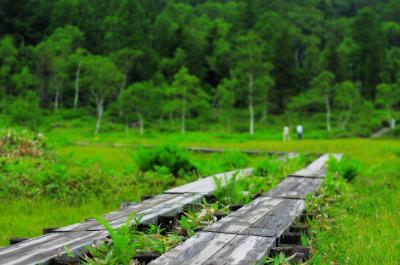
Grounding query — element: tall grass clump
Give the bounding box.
[135,145,197,177]
[328,155,362,182]
[213,173,251,205]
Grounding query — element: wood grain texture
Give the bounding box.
[88,193,203,230]
[203,234,275,265]
[165,168,253,195]
[56,193,203,232]
[204,197,304,238]
[266,177,322,199]
[0,231,108,265]
[55,193,180,232]
[291,154,342,178]
[149,232,274,265]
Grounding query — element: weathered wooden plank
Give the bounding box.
[0,231,108,265]
[88,193,203,230]
[290,154,342,178]
[204,197,304,238]
[149,232,274,265]
[164,168,253,195]
[203,235,275,265]
[244,199,304,237]
[266,177,322,199]
[55,193,180,232]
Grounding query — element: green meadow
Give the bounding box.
[1,122,399,264]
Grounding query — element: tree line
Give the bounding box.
[1,0,400,134]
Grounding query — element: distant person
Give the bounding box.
[391,118,396,129]
[296,124,303,140]
[283,126,289,142]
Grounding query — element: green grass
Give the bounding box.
[0,198,113,245]
[1,121,400,264]
[60,132,400,264]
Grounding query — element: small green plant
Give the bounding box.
[84,213,183,265]
[213,173,250,205]
[328,156,362,182]
[135,145,197,177]
[264,253,294,265]
[179,215,196,237]
[300,233,310,247]
[84,214,138,265]
[178,201,226,237]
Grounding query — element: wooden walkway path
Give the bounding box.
[0,152,340,265]
[0,163,256,264]
[150,154,342,265]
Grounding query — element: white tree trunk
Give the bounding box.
[249,74,254,135]
[325,93,331,132]
[73,61,81,110]
[341,102,353,130]
[139,114,144,135]
[95,98,104,134]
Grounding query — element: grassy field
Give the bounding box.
[57,134,400,264]
[1,122,399,264]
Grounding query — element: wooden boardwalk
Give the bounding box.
[203,197,304,238]
[0,152,340,265]
[149,232,275,265]
[149,154,341,265]
[165,168,253,195]
[0,231,108,265]
[0,167,255,265]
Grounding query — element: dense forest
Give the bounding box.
[1,0,400,135]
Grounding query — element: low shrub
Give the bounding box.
[135,145,197,177]
[0,129,45,157]
[136,167,176,195]
[5,91,42,130]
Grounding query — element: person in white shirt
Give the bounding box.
[391,118,396,129]
[296,124,303,140]
[283,126,289,142]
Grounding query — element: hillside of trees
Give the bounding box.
[1,0,400,135]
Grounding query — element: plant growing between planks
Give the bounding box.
[83,214,183,265]
[303,156,361,264]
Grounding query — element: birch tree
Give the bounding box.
[110,48,142,95]
[68,48,87,110]
[118,82,159,135]
[34,26,83,109]
[171,67,205,134]
[310,71,335,132]
[216,78,236,132]
[81,56,123,134]
[234,31,272,135]
[335,81,360,129]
